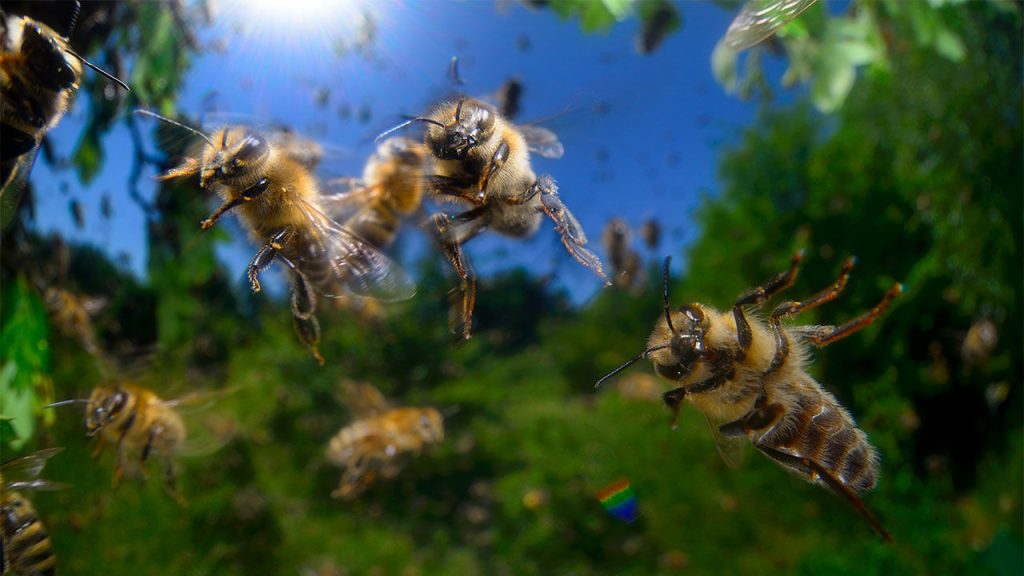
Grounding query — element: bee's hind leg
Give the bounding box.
[247,227,292,293]
[535,175,610,285]
[428,210,487,340]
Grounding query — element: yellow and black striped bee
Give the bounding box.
[597,253,901,541]
[1,447,63,576]
[0,4,128,227]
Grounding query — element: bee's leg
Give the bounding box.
[91,434,107,458]
[733,251,804,361]
[293,316,324,365]
[426,175,486,206]
[765,257,857,375]
[801,283,904,348]
[477,140,510,200]
[162,456,187,506]
[201,177,270,230]
[535,175,611,285]
[290,269,317,321]
[245,227,292,293]
[112,410,137,484]
[663,357,735,427]
[429,210,488,340]
[753,444,892,542]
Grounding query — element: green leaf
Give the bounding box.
[0,416,16,449]
[711,41,741,93]
[933,27,966,61]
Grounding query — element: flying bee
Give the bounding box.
[722,0,818,51]
[324,137,428,251]
[602,218,643,291]
[42,285,105,355]
[379,96,609,338]
[0,5,129,227]
[961,317,998,369]
[1,447,63,576]
[325,382,444,499]
[596,253,902,541]
[139,111,417,364]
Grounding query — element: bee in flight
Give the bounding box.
[325,382,444,499]
[138,111,417,364]
[379,96,609,338]
[602,218,643,292]
[597,252,902,541]
[324,136,428,252]
[0,3,129,227]
[51,382,232,504]
[1,447,63,576]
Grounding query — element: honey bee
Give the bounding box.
[42,285,105,355]
[139,111,417,364]
[639,218,661,252]
[722,0,818,51]
[602,218,643,291]
[379,97,609,338]
[325,382,444,499]
[1,447,62,576]
[961,317,998,369]
[597,253,902,541]
[0,5,128,226]
[324,137,428,251]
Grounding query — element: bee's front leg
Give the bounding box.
[428,209,487,340]
[732,251,803,361]
[477,140,510,199]
[535,175,610,285]
[247,227,292,293]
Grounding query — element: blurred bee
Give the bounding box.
[1,447,62,576]
[722,0,818,51]
[68,198,83,229]
[379,97,609,338]
[0,5,128,226]
[597,253,902,541]
[139,111,416,364]
[494,77,523,120]
[326,382,444,499]
[639,218,661,252]
[961,317,998,369]
[42,285,105,355]
[324,137,428,251]
[602,218,642,291]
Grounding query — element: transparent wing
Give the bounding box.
[0,149,38,229]
[341,382,392,418]
[724,0,818,51]
[519,125,564,159]
[288,197,417,301]
[1,447,64,490]
[704,414,747,469]
[319,179,378,222]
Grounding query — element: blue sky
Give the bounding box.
[31,1,792,301]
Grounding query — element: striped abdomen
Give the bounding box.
[1,491,56,576]
[343,204,399,251]
[755,379,879,493]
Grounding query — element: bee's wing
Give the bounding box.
[290,197,417,302]
[1,447,64,487]
[341,382,393,418]
[723,0,818,51]
[318,179,379,222]
[0,148,39,229]
[518,125,564,159]
[704,414,747,469]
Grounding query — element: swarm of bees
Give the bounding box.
[325,382,444,499]
[0,1,918,568]
[1,448,62,576]
[597,253,901,540]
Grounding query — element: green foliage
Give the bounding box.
[0,277,53,450]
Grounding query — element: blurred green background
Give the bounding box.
[1,1,1021,574]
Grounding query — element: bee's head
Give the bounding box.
[427,98,497,160]
[19,19,80,92]
[415,408,445,444]
[595,256,708,388]
[652,304,707,381]
[200,127,270,190]
[85,385,130,436]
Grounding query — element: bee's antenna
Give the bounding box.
[134,110,216,149]
[45,399,89,408]
[594,343,671,389]
[63,47,130,92]
[374,117,445,143]
[455,97,465,122]
[663,256,675,333]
